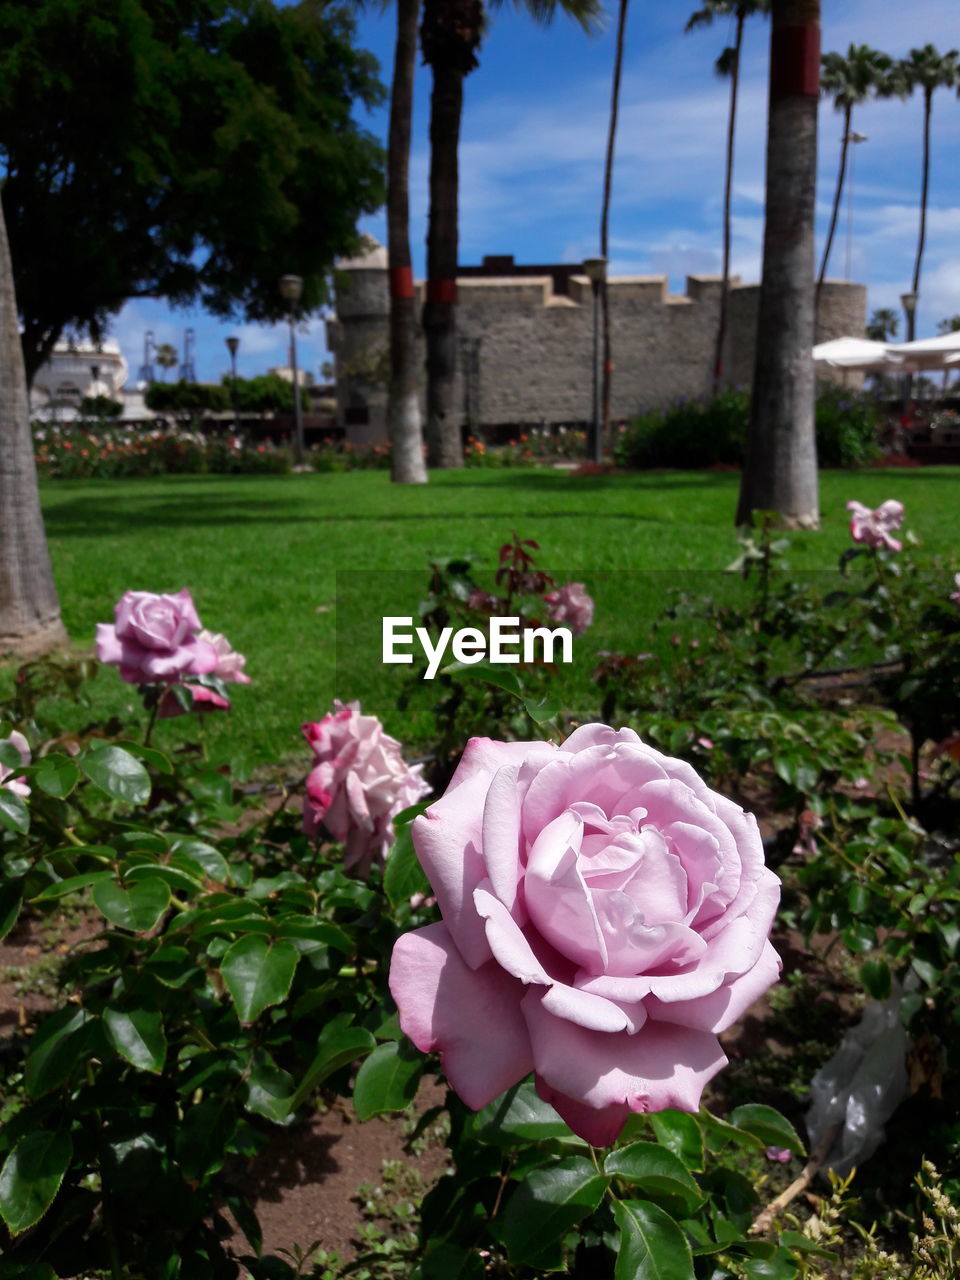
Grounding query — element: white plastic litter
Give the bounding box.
[804,983,911,1176]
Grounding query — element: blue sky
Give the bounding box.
[114,0,960,386]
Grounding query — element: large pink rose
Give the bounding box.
[389,724,781,1146]
[0,731,31,798]
[544,582,594,637]
[302,701,431,876]
[846,499,904,551]
[96,589,219,683]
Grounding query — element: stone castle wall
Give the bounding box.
[328,249,866,445]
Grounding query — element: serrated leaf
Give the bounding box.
[353,1040,423,1120]
[32,871,115,903]
[604,1142,703,1214]
[103,1006,167,1072]
[473,1080,579,1145]
[492,1157,609,1268]
[729,1105,805,1158]
[93,877,170,932]
[80,745,150,805]
[288,1019,376,1113]
[649,1111,704,1171]
[220,935,298,1024]
[168,837,230,883]
[613,1198,695,1280]
[113,740,174,774]
[32,755,82,799]
[25,1007,93,1097]
[0,789,29,834]
[0,1131,73,1235]
[383,822,430,910]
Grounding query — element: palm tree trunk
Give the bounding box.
[423,58,465,469]
[909,87,932,342]
[816,103,851,301]
[600,0,629,441]
[387,0,428,485]
[713,10,744,394]
[735,0,821,530]
[0,193,67,655]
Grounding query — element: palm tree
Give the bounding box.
[891,45,960,342]
[685,0,770,394]
[866,307,899,342]
[419,0,603,469]
[154,342,179,381]
[599,0,629,445]
[816,45,892,300]
[387,0,429,484]
[0,192,67,656]
[735,0,820,530]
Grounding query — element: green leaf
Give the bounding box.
[0,741,22,770]
[32,871,115,902]
[473,1080,579,1146]
[524,695,561,724]
[739,1250,800,1280]
[728,1105,805,1158]
[0,1131,73,1235]
[353,1040,423,1120]
[244,1051,295,1124]
[220,935,299,1024]
[113,740,174,774]
[80,744,151,805]
[440,660,522,698]
[604,1142,703,1214]
[272,916,353,952]
[383,821,431,910]
[32,755,82,799]
[93,876,170,932]
[0,789,30,834]
[168,837,230,884]
[860,957,892,1001]
[103,1006,167,1072]
[288,1018,376,1113]
[613,1198,695,1280]
[25,1007,93,1097]
[649,1111,704,1171]
[492,1157,609,1268]
[699,1110,765,1154]
[0,880,24,941]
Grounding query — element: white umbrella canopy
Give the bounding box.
[887,329,960,370]
[812,336,904,371]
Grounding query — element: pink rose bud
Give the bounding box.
[0,730,31,798]
[389,724,781,1147]
[301,701,431,877]
[543,582,595,637]
[195,630,251,684]
[846,499,904,552]
[765,1146,792,1163]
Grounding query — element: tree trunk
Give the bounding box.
[735,0,820,530]
[909,87,932,341]
[713,10,744,394]
[387,0,428,485]
[816,103,851,301]
[600,0,629,442]
[0,194,67,656]
[423,57,465,469]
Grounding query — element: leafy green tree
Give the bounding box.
[0,0,386,385]
[685,0,770,393]
[866,307,899,341]
[937,314,960,335]
[736,0,821,529]
[154,343,179,382]
[419,0,602,469]
[889,45,960,341]
[816,44,892,297]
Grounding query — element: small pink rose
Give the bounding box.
[846,500,904,552]
[765,1146,792,1163]
[389,724,781,1146]
[543,582,594,637]
[195,630,251,684]
[302,701,431,876]
[0,731,31,798]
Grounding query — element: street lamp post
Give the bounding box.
[583,257,607,464]
[225,336,240,437]
[279,274,305,464]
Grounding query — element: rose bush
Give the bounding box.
[544,581,594,636]
[846,499,904,551]
[302,701,431,876]
[390,723,781,1145]
[96,589,219,683]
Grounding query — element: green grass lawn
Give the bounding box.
[15,466,960,766]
